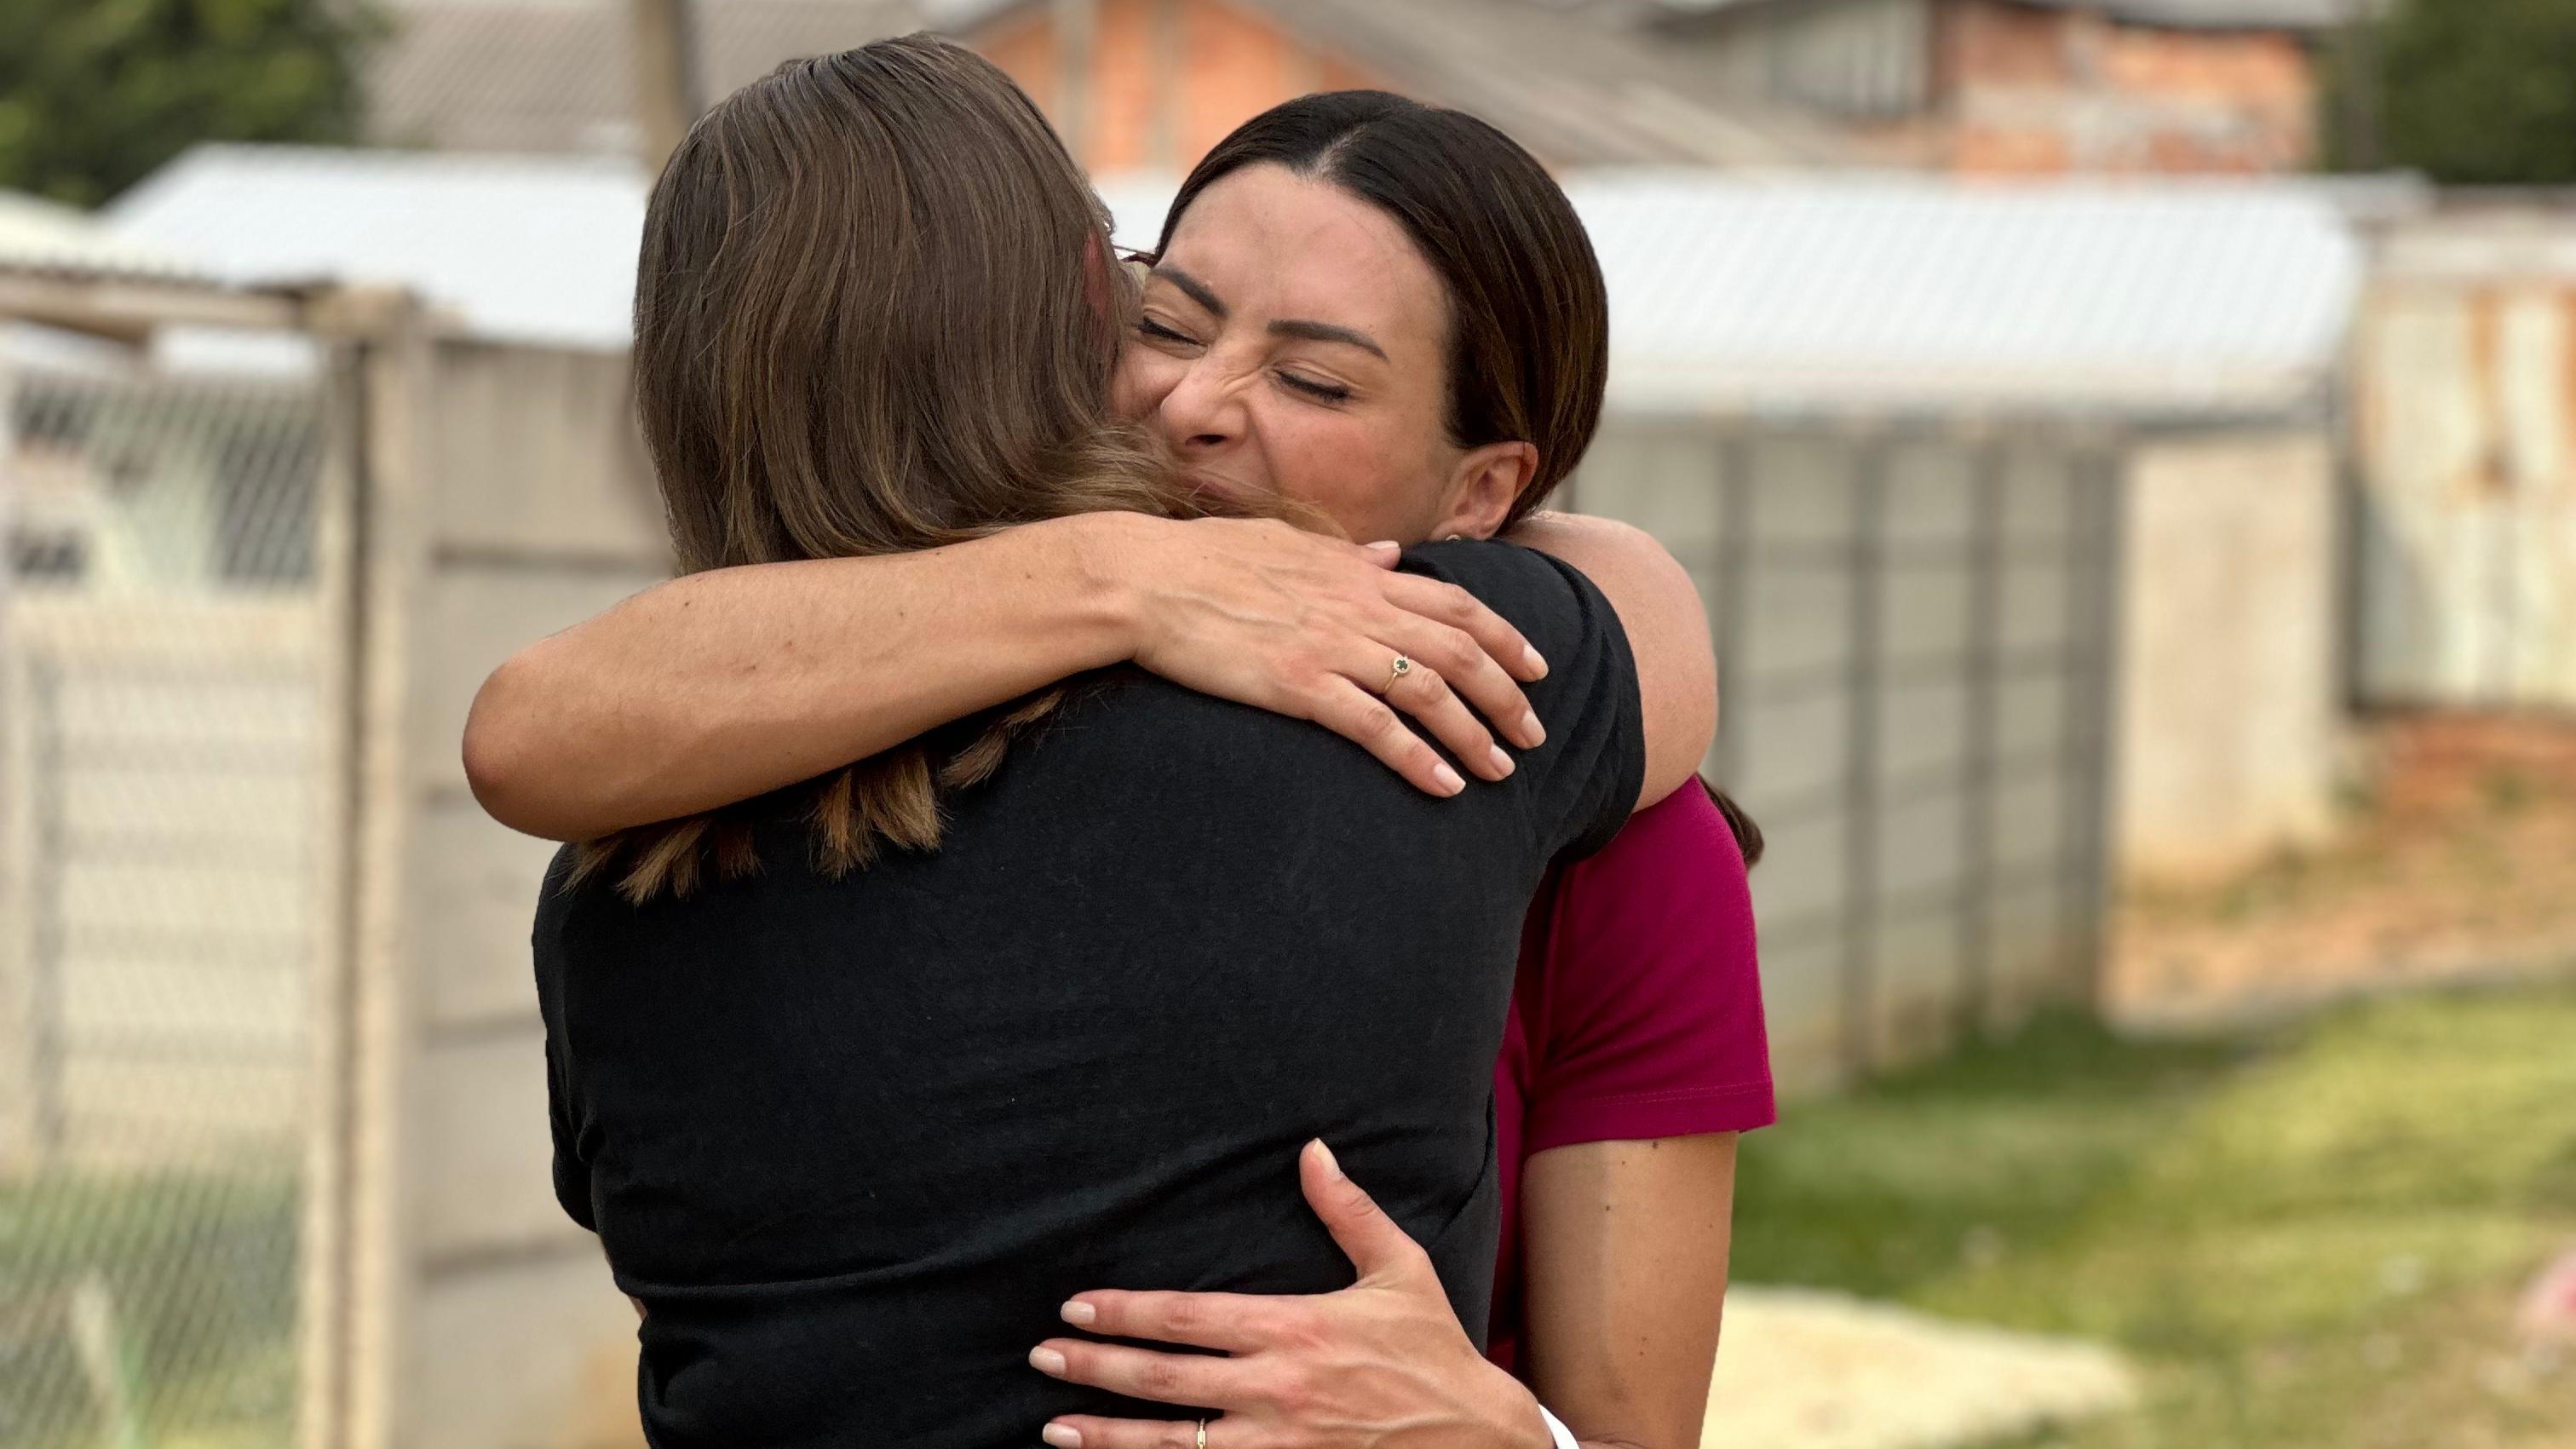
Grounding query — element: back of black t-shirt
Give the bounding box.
[535,540,1645,1449]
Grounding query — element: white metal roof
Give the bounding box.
[0,188,203,284]
[1564,170,2361,415]
[100,147,2360,411]
[1105,170,2361,416]
[106,145,649,350]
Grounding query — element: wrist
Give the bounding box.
[1048,512,1160,669]
[1532,1403,1583,1449]
[1486,1369,1557,1449]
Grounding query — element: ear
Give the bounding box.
[1430,440,1536,542]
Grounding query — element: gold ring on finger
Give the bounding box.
[1384,654,1413,695]
[1195,1421,1209,1449]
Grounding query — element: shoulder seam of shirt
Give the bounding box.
[1535,1080,1776,1110]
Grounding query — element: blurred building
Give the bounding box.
[960,0,1852,170]
[359,0,2349,175]
[2354,197,2576,712]
[1662,0,2345,174]
[365,0,929,155]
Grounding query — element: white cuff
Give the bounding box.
[1536,1404,1580,1449]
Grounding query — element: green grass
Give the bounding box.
[0,1167,300,1449]
[1733,984,2576,1448]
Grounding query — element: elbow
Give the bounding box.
[462,658,583,842]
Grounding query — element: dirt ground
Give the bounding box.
[2107,714,2576,1030]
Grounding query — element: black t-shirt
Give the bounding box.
[534,540,1646,1449]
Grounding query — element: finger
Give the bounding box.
[1298,1140,1435,1284]
[1383,572,1548,683]
[1045,1416,1244,1449]
[1384,614,1543,755]
[1031,1339,1245,1411]
[1347,642,1507,783]
[1307,682,1464,797]
[1059,1289,1284,1353]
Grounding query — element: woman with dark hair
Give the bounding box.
[481,66,1763,1449]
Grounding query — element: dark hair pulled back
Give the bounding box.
[1153,91,1610,526]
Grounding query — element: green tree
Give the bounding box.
[0,0,379,208]
[2366,0,2576,184]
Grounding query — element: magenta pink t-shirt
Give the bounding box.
[1486,783,1774,1374]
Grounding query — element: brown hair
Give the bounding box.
[579,35,1239,902]
[1152,91,1610,527]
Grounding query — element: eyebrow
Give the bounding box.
[1152,264,1389,360]
[1152,265,1228,319]
[1268,318,1389,360]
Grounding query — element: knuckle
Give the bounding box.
[1269,1365,1321,1417]
[1159,1297,1205,1338]
[1137,1358,1193,1400]
[1274,1310,1331,1355]
[1431,627,1482,673]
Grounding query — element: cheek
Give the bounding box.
[1260,410,1437,535]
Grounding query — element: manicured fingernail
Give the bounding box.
[1043,1426,1083,1449]
[1433,762,1465,795]
[1364,539,1400,555]
[1312,1139,1344,1179]
[1059,1299,1096,1326]
[1521,712,1545,747]
[1029,1346,1067,1376]
[1486,745,1514,779]
[1522,645,1548,678]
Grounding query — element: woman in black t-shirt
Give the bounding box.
[530,37,1716,1449]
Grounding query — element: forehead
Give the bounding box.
[1160,164,1447,359]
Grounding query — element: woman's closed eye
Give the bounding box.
[1277,371,1352,405]
[1137,316,1199,348]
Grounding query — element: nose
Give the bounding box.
[1153,354,1247,457]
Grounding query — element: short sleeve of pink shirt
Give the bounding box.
[1487,781,1773,1372]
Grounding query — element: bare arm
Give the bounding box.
[1520,1135,1738,1449]
[467,519,1122,841]
[1509,513,1720,810]
[463,512,1549,840]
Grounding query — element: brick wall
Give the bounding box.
[1937,0,2317,175]
[970,0,1389,174]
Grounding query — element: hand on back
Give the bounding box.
[1031,1140,1554,1449]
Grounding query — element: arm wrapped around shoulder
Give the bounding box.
[1399,535,1688,860]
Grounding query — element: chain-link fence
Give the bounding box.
[1,351,330,1449]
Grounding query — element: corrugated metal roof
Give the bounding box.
[104,145,649,349]
[100,147,2360,408]
[1571,171,2360,414]
[0,189,208,285]
[1102,170,2361,415]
